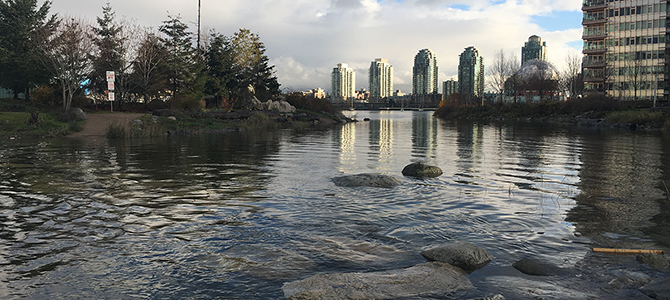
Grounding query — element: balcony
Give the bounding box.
[583,76,605,82]
[583,61,607,68]
[582,17,606,26]
[582,34,607,41]
[583,48,607,55]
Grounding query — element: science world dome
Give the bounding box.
[517,59,559,81]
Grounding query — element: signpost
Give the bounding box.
[106,71,115,112]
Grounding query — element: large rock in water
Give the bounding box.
[332,173,402,188]
[402,162,443,178]
[282,262,473,299]
[420,242,493,272]
[512,258,566,276]
[640,277,670,300]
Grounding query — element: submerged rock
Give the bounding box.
[332,173,402,188]
[282,262,473,299]
[420,242,493,272]
[636,253,670,270]
[512,258,566,276]
[402,162,443,178]
[640,277,670,300]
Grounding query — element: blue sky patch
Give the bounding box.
[531,10,583,32]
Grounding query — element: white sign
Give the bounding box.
[108,92,115,101]
[106,71,115,82]
[108,82,115,91]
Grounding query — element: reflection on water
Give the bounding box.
[0,111,669,299]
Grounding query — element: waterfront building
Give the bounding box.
[369,58,394,99]
[442,79,458,101]
[522,35,548,65]
[458,46,485,103]
[331,63,355,102]
[413,49,439,96]
[582,0,668,101]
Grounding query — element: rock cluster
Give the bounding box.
[251,97,296,113]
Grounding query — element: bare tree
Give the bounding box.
[487,49,510,103]
[36,17,95,111]
[561,50,583,100]
[506,53,522,103]
[131,29,168,103]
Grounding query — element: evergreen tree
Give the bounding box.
[226,29,279,106]
[204,32,235,108]
[0,0,57,100]
[90,2,123,99]
[159,14,194,97]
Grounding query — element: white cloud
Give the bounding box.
[47,0,583,94]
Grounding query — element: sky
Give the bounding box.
[47,0,584,94]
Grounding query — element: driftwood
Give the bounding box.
[593,248,665,255]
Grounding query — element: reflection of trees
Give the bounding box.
[566,132,665,247]
[411,112,438,158]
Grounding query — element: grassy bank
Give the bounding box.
[0,111,83,138]
[434,98,670,130]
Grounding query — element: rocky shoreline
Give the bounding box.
[283,163,670,300]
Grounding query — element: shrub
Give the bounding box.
[243,112,277,130]
[167,94,205,111]
[285,94,338,115]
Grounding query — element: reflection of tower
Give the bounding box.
[411,112,438,158]
[338,122,357,172]
[455,122,484,173]
[368,114,394,159]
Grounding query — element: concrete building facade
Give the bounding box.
[582,0,668,101]
[369,58,394,99]
[458,46,485,103]
[331,63,356,102]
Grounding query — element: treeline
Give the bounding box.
[0,0,280,111]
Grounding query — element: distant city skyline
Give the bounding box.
[48,0,583,94]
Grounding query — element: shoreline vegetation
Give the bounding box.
[433,96,670,131]
[3,95,670,140]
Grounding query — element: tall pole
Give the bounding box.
[197,0,201,51]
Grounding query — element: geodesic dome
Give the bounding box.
[517,59,559,81]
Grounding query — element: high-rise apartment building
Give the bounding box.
[331,63,356,102]
[413,49,439,96]
[442,79,458,101]
[458,46,485,103]
[522,35,548,65]
[582,0,668,101]
[369,58,394,99]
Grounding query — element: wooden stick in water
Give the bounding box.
[593,248,665,255]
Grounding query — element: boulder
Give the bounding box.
[282,262,473,300]
[421,242,493,272]
[277,100,296,113]
[251,96,263,110]
[332,173,402,188]
[640,277,670,300]
[512,258,566,276]
[402,162,443,178]
[63,107,87,122]
[636,253,670,270]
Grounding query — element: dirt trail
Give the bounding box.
[67,113,146,138]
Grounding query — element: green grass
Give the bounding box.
[0,112,83,138]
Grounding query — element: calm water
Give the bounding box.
[1,111,669,299]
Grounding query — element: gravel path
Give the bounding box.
[67,113,146,138]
